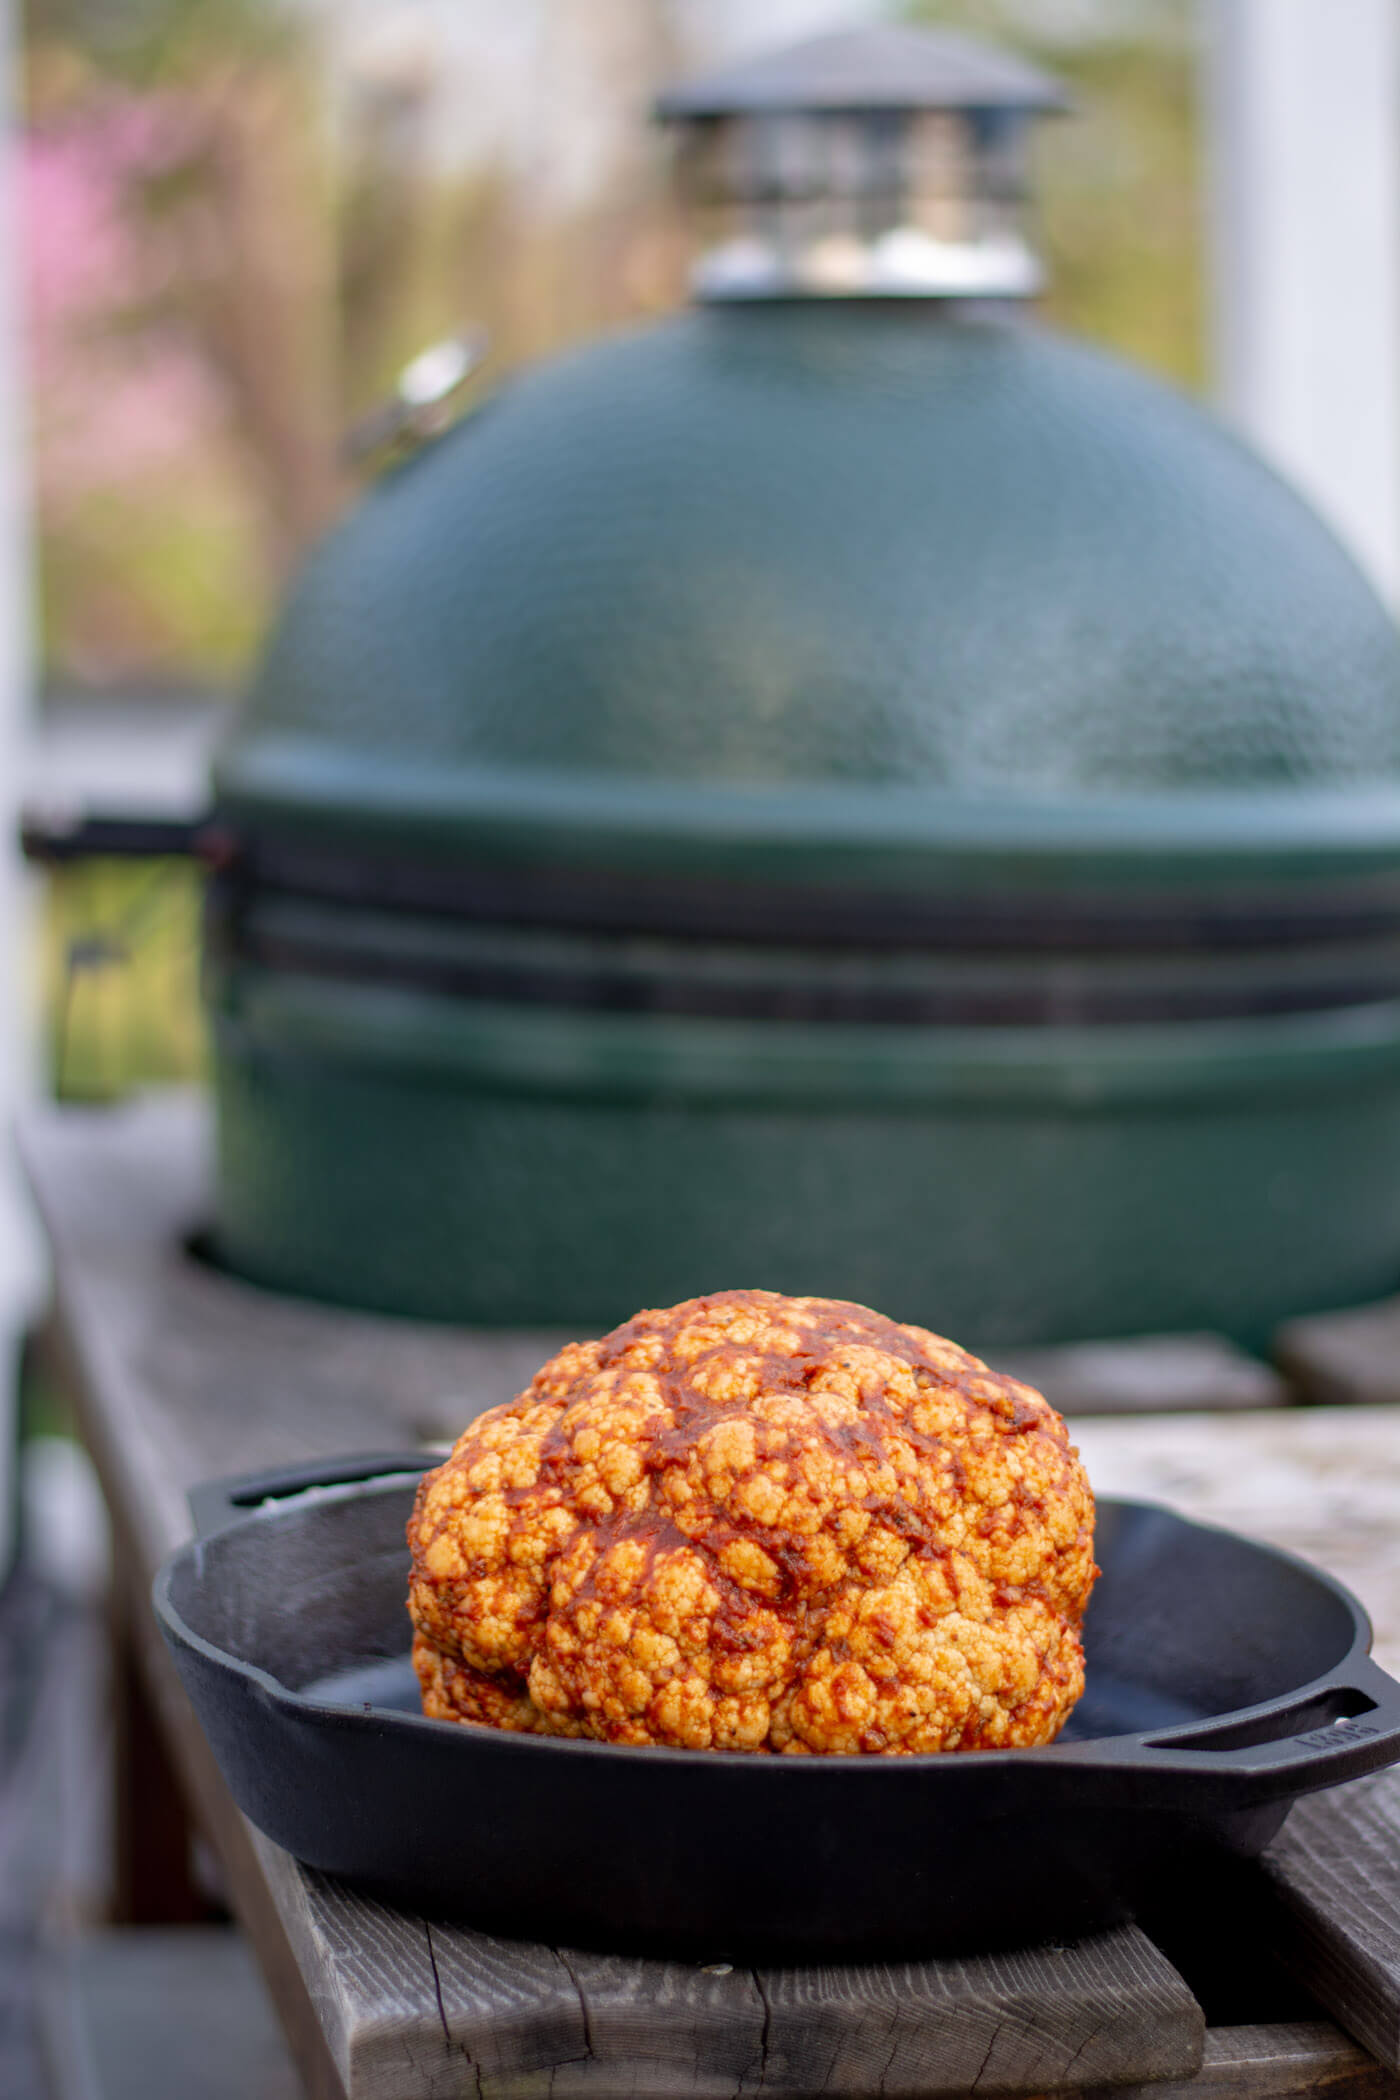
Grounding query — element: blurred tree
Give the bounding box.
[25,0,689,685]
[332,0,685,409]
[29,0,342,567]
[25,0,1206,688]
[21,0,1210,1101]
[911,0,1205,387]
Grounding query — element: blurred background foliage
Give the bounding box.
[39,858,204,1097]
[25,0,1204,693]
[21,0,1203,1099]
[919,0,1202,384]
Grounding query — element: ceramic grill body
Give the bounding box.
[207,36,1400,1346]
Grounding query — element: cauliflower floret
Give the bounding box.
[407,1291,1096,1755]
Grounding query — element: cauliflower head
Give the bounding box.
[407,1290,1096,1755]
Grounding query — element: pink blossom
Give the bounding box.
[25,98,229,512]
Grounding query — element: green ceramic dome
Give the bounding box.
[207,28,1400,1350]
[221,300,1400,887]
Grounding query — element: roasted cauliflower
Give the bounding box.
[407,1290,1096,1755]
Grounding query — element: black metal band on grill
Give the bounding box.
[208,873,1400,1031]
[230,833,1400,954]
[218,929,1400,1026]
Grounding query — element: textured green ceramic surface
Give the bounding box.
[221,302,1400,885]
[211,299,1400,1341]
[210,965,1400,1346]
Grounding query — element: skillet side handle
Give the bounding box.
[187,1451,436,1540]
[1135,1654,1400,1794]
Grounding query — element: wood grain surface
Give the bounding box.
[1080,2022,1400,2099]
[1256,1772,1400,2075]
[1276,1296,1400,1410]
[1033,1359,1400,2086]
[989,1334,1287,1417]
[1070,1414,1400,1680]
[24,1091,1400,2099]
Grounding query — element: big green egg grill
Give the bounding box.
[208,27,1400,1348]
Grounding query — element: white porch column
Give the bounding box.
[0,0,40,1572]
[1206,0,1400,605]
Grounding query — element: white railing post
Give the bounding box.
[0,0,40,1573]
[1206,0,1400,605]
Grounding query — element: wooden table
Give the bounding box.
[22,1092,1400,2100]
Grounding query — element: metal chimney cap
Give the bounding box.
[655,26,1069,122]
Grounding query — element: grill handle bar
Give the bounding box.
[1058,1652,1400,1797]
[19,807,223,865]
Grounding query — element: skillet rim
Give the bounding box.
[150,1481,1383,1778]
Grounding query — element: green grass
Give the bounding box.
[39,857,208,1101]
[17,1333,76,1442]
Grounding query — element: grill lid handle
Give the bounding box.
[341,330,489,467]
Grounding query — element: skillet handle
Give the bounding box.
[187,1451,436,1540]
[1131,1654,1400,1794]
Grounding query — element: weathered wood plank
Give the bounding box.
[1275,1297,1400,1409]
[20,1096,566,1516]
[108,1544,349,2100]
[265,1872,592,2100]
[317,1922,1203,2100]
[1070,1411,1400,1678]
[988,1334,1288,1417]
[1057,1405,1400,2083]
[1255,1771,1400,2075]
[734,1935,1202,2099]
[37,1927,303,2100]
[64,1543,1213,2100]
[47,1093,1392,2099]
[1080,2021,1400,2099]
[426,1932,763,2099]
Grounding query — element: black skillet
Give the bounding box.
[155,1453,1400,1959]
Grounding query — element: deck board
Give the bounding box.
[25,1091,1400,2099]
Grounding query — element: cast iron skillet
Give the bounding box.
[155,1453,1400,1959]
